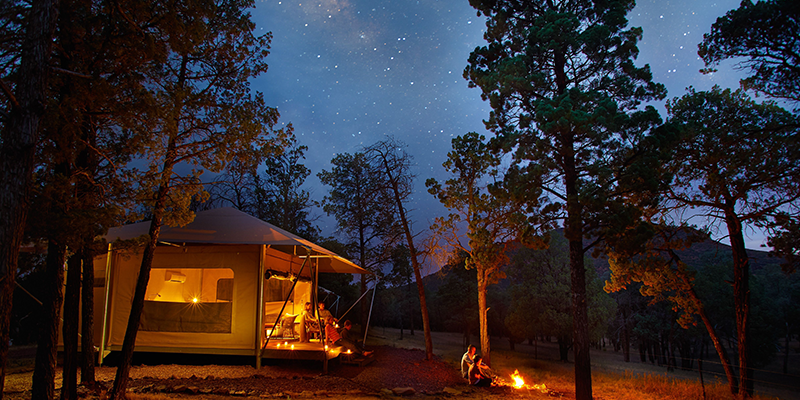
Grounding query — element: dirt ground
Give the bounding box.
[3,343,562,400]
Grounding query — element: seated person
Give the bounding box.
[461,345,476,379]
[318,302,335,322]
[299,302,319,343]
[325,316,372,357]
[339,320,368,351]
[468,355,493,387]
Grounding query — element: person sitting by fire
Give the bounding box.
[461,345,476,379]
[325,316,372,357]
[468,355,494,387]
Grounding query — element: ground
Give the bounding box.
[4,328,798,399]
[4,345,559,400]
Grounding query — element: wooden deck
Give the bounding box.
[259,338,344,361]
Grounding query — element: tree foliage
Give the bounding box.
[107,1,289,397]
[698,0,800,103]
[427,132,531,366]
[465,1,665,397]
[663,85,800,397]
[506,231,616,361]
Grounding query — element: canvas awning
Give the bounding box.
[104,207,368,274]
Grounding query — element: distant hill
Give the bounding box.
[421,233,782,291]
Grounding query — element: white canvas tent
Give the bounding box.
[87,207,368,367]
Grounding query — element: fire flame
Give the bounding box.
[511,369,525,388]
[507,369,547,392]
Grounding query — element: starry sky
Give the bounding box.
[248,0,766,250]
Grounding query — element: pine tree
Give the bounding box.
[465,1,666,398]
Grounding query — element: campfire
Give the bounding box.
[500,369,547,392]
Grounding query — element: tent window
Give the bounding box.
[264,279,292,302]
[141,268,235,333]
[144,268,234,303]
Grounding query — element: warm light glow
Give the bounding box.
[276,343,281,348]
[284,341,288,346]
[506,370,547,392]
[511,370,524,389]
[192,297,199,303]
[291,344,295,350]
[347,349,351,354]
[324,345,329,350]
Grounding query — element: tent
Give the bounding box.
[86,207,368,368]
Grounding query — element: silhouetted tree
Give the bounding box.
[465,1,665,396]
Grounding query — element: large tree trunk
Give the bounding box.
[0,0,59,395]
[680,268,739,395]
[477,273,490,366]
[80,248,96,385]
[31,241,66,400]
[724,206,752,398]
[109,157,175,400]
[61,253,82,400]
[564,134,592,400]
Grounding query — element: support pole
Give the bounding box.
[363,276,378,344]
[255,245,268,368]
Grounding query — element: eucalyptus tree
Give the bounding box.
[464,1,665,397]
[107,1,290,397]
[363,137,434,360]
[426,132,532,367]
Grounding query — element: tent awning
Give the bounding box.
[105,207,368,274]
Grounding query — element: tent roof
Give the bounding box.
[105,207,368,274]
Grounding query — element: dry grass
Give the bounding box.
[369,327,795,400]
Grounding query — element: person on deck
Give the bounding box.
[318,302,335,322]
[468,355,493,387]
[325,316,372,357]
[461,345,476,379]
[299,302,319,343]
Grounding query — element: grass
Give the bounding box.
[368,326,796,400]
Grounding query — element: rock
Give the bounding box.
[154,384,167,392]
[380,388,394,396]
[392,387,416,396]
[186,386,199,394]
[171,384,186,393]
[299,390,315,397]
[443,387,462,395]
[314,390,328,396]
[212,388,229,395]
[231,390,248,396]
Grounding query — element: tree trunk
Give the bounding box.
[724,205,752,399]
[109,155,175,399]
[31,241,67,400]
[565,185,591,399]
[558,336,570,362]
[622,306,630,362]
[477,273,490,366]
[80,248,96,385]
[0,0,59,394]
[61,253,82,400]
[680,269,739,395]
[384,164,432,360]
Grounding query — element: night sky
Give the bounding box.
[248,0,764,250]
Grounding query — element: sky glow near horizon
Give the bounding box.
[250,0,772,252]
